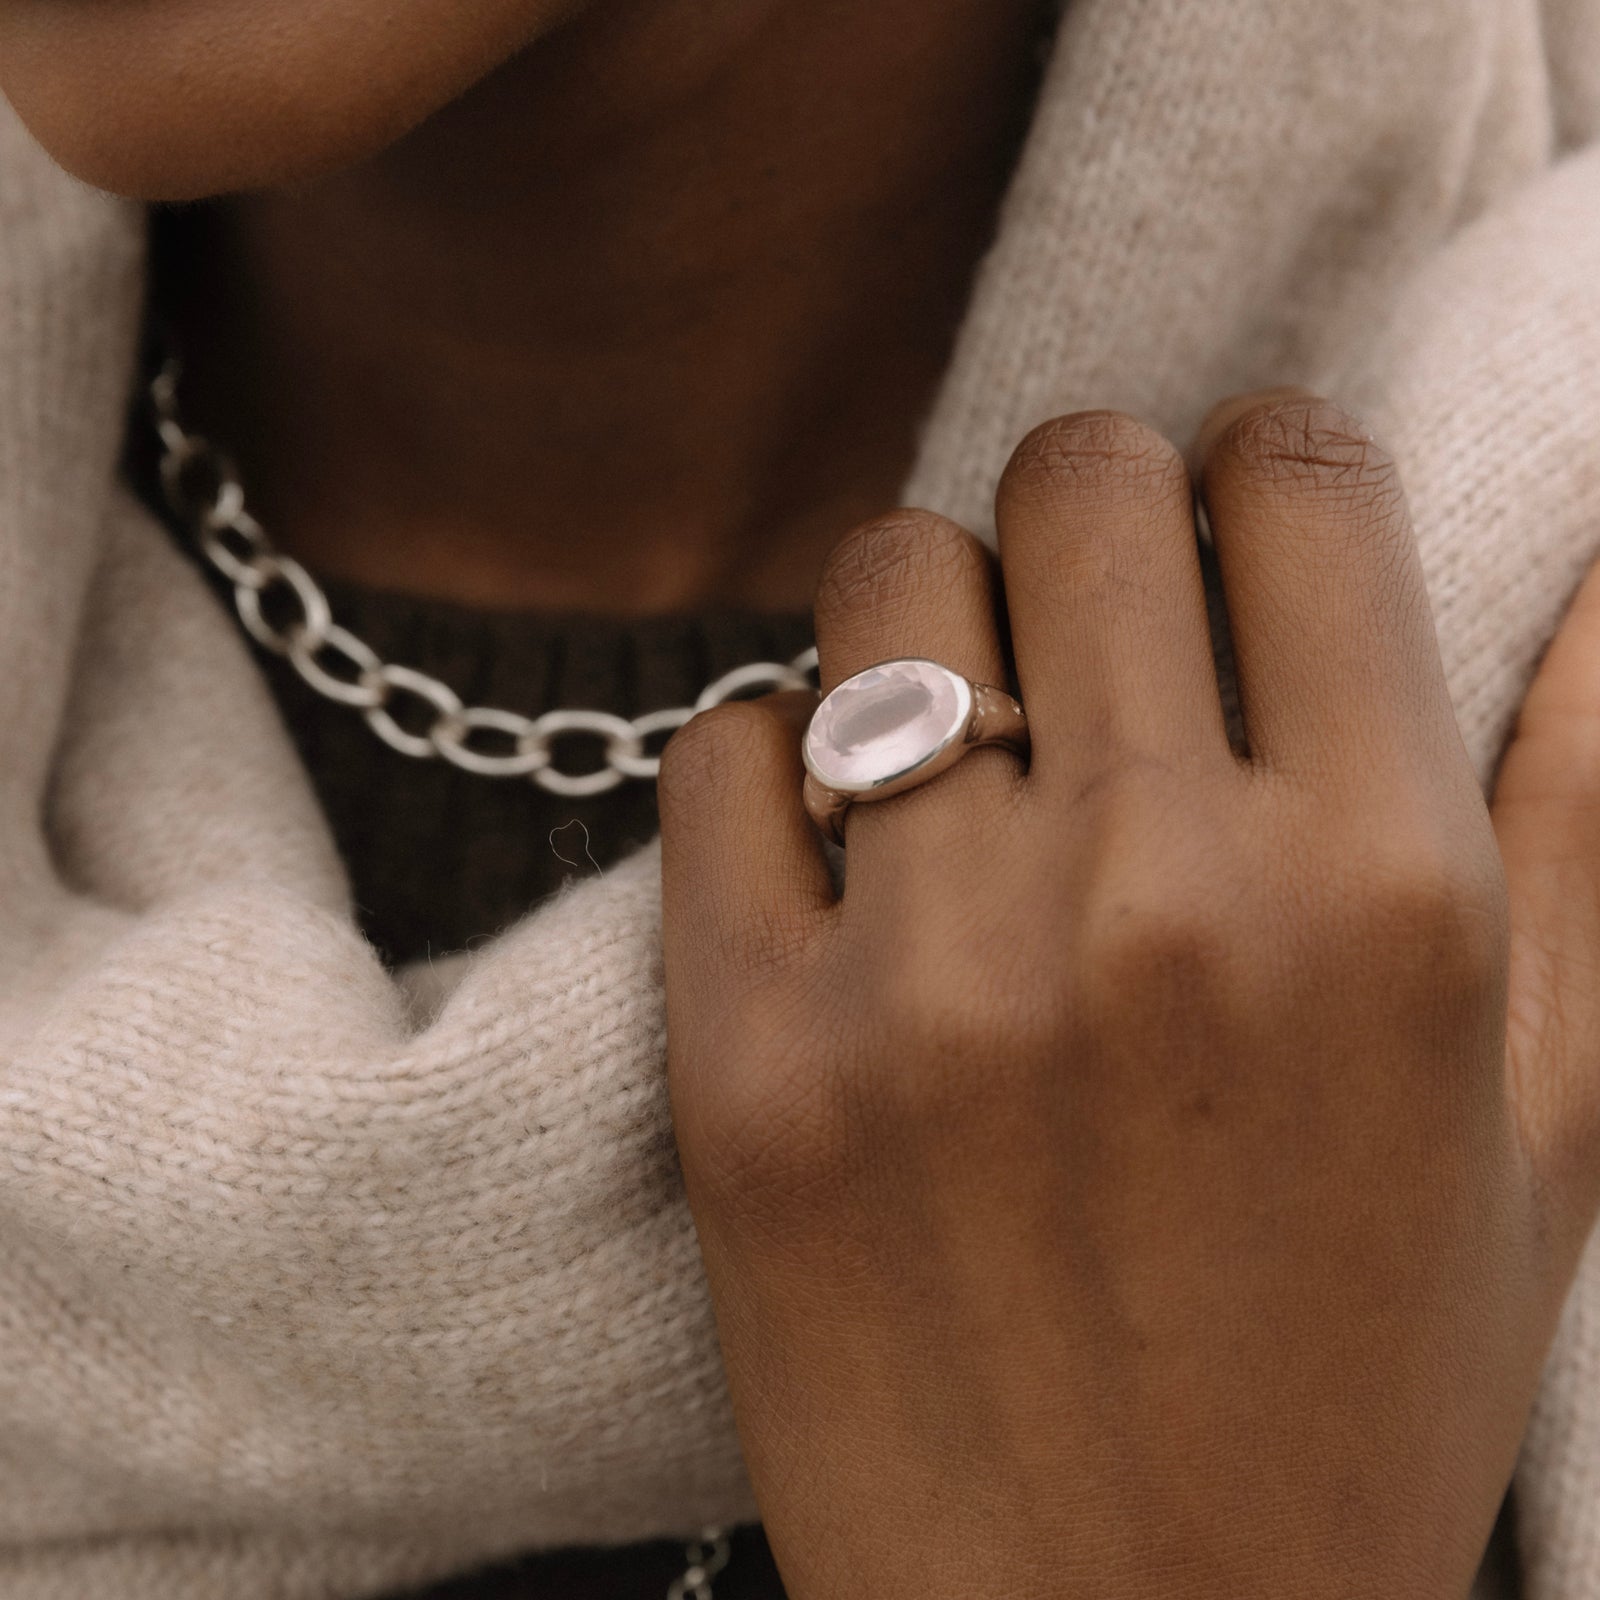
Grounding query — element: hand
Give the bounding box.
[658,398,1600,1599]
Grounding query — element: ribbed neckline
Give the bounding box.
[128,402,815,965]
[220,565,813,965]
[312,572,814,728]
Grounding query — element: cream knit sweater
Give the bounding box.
[2,3,1599,1596]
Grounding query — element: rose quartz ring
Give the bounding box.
[802,658,1029,845]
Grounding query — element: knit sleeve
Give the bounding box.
[0,109,751,1600]
[1329,144,1600,784]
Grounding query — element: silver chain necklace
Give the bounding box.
[151,360,819,798]
[153,361,768,1596]
[667,1530,733,1599]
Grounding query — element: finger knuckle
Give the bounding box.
[658,701,773,807]
[1324,830,1508,991]
[1396,864,1507,985]
[879,953,1020,1068]
[815,510,983,624]
[999,410,1189,509]
[1082,886,1238,1012]
[824,910,1062,1128]
[1214,397,1405,524]
[862,983,1057,1145]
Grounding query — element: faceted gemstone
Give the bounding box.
[805,659,968,791]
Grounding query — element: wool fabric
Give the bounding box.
[2,3,1600,1596]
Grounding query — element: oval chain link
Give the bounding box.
[666,1528,732,1600]
[151,361,818,793]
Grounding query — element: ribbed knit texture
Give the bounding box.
[2,4,1599,1595]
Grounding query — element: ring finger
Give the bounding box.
[811,510,1017,872]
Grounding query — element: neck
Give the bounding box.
[164,0,1050,615]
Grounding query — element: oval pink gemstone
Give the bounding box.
[805,660,969,791]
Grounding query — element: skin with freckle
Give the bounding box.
[0,0,594,197]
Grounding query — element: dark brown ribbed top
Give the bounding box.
[248,577,814,968]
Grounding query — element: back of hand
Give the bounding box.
[660,398,1600,1600]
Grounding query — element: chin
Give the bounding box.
[0,0,582,200]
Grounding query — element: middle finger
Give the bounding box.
[993,411,1231,790]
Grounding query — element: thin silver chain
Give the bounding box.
[150,361,819,798]
[667,1528,733,1600]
